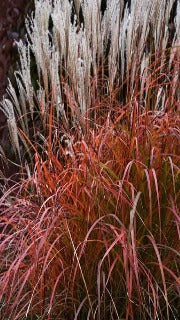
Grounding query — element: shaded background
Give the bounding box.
[0,0,33,179]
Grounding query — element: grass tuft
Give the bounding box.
[0,0,179,319]
[0,103,179,319]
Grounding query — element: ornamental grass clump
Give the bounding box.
[0,0,179,160]
[0,0,179,319]
[0,105,179,319]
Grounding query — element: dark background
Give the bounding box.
[0,0,32,180]
[0,0,32,137]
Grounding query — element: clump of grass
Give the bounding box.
[0,102,179,319]
[0,1,179,319]
[0,0,179,160]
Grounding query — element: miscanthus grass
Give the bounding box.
[0,0,179,319]
[0,0,179,159]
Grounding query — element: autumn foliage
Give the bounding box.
[0,1,179,319]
